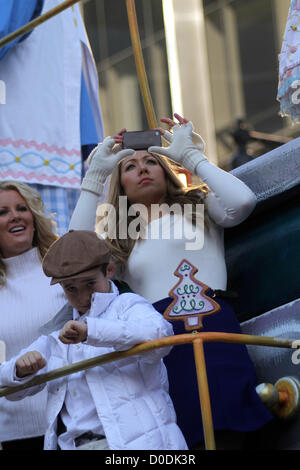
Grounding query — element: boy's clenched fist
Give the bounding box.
[16,351,47,378]
[59,320,87,344]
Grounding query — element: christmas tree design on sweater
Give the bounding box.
[164,259,220,331]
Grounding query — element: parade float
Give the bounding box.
[0,0,300,450]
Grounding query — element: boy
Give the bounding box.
[0,230,187,451]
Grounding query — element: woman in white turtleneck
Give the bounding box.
[0,181,66,450]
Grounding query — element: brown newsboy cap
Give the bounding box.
[42,230,111,285]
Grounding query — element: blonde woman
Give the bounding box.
[0,181,66,450]
[69,115,272,448]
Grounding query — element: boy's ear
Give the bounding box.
[106,261,116,279]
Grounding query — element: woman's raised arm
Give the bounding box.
[149,117,256,228]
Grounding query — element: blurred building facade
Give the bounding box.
[81,0,298,169]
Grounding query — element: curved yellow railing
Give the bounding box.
[126,0,158,129]
[0,331,296,450]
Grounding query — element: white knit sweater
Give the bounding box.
[0,248,66,442]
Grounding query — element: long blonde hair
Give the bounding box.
[0,181,58,287]
[96,153,210,269]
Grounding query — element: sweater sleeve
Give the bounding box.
[69,189,100,230]
[195,159,257,228]
[85,295,174,363]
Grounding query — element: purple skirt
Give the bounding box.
[153,294,272,448]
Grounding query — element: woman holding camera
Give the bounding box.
[69,114,272,448]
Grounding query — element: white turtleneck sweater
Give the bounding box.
[0,248,66,442]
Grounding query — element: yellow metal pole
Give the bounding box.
[126,0,158,129]
[193,338,216,450]
[0,0,82,49]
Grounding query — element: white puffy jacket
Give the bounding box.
[0,283,188,450]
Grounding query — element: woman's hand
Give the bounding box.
[112,128,127,147]
[158,113,205,152]
[149,114,207,173]
[81,135,134,195]
[59,320,87,345]
[16,351,47,378]
[160,112,189,127]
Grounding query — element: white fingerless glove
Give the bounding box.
[162,126,205,152]
[81,137,134,195]
[149,122,207,174]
